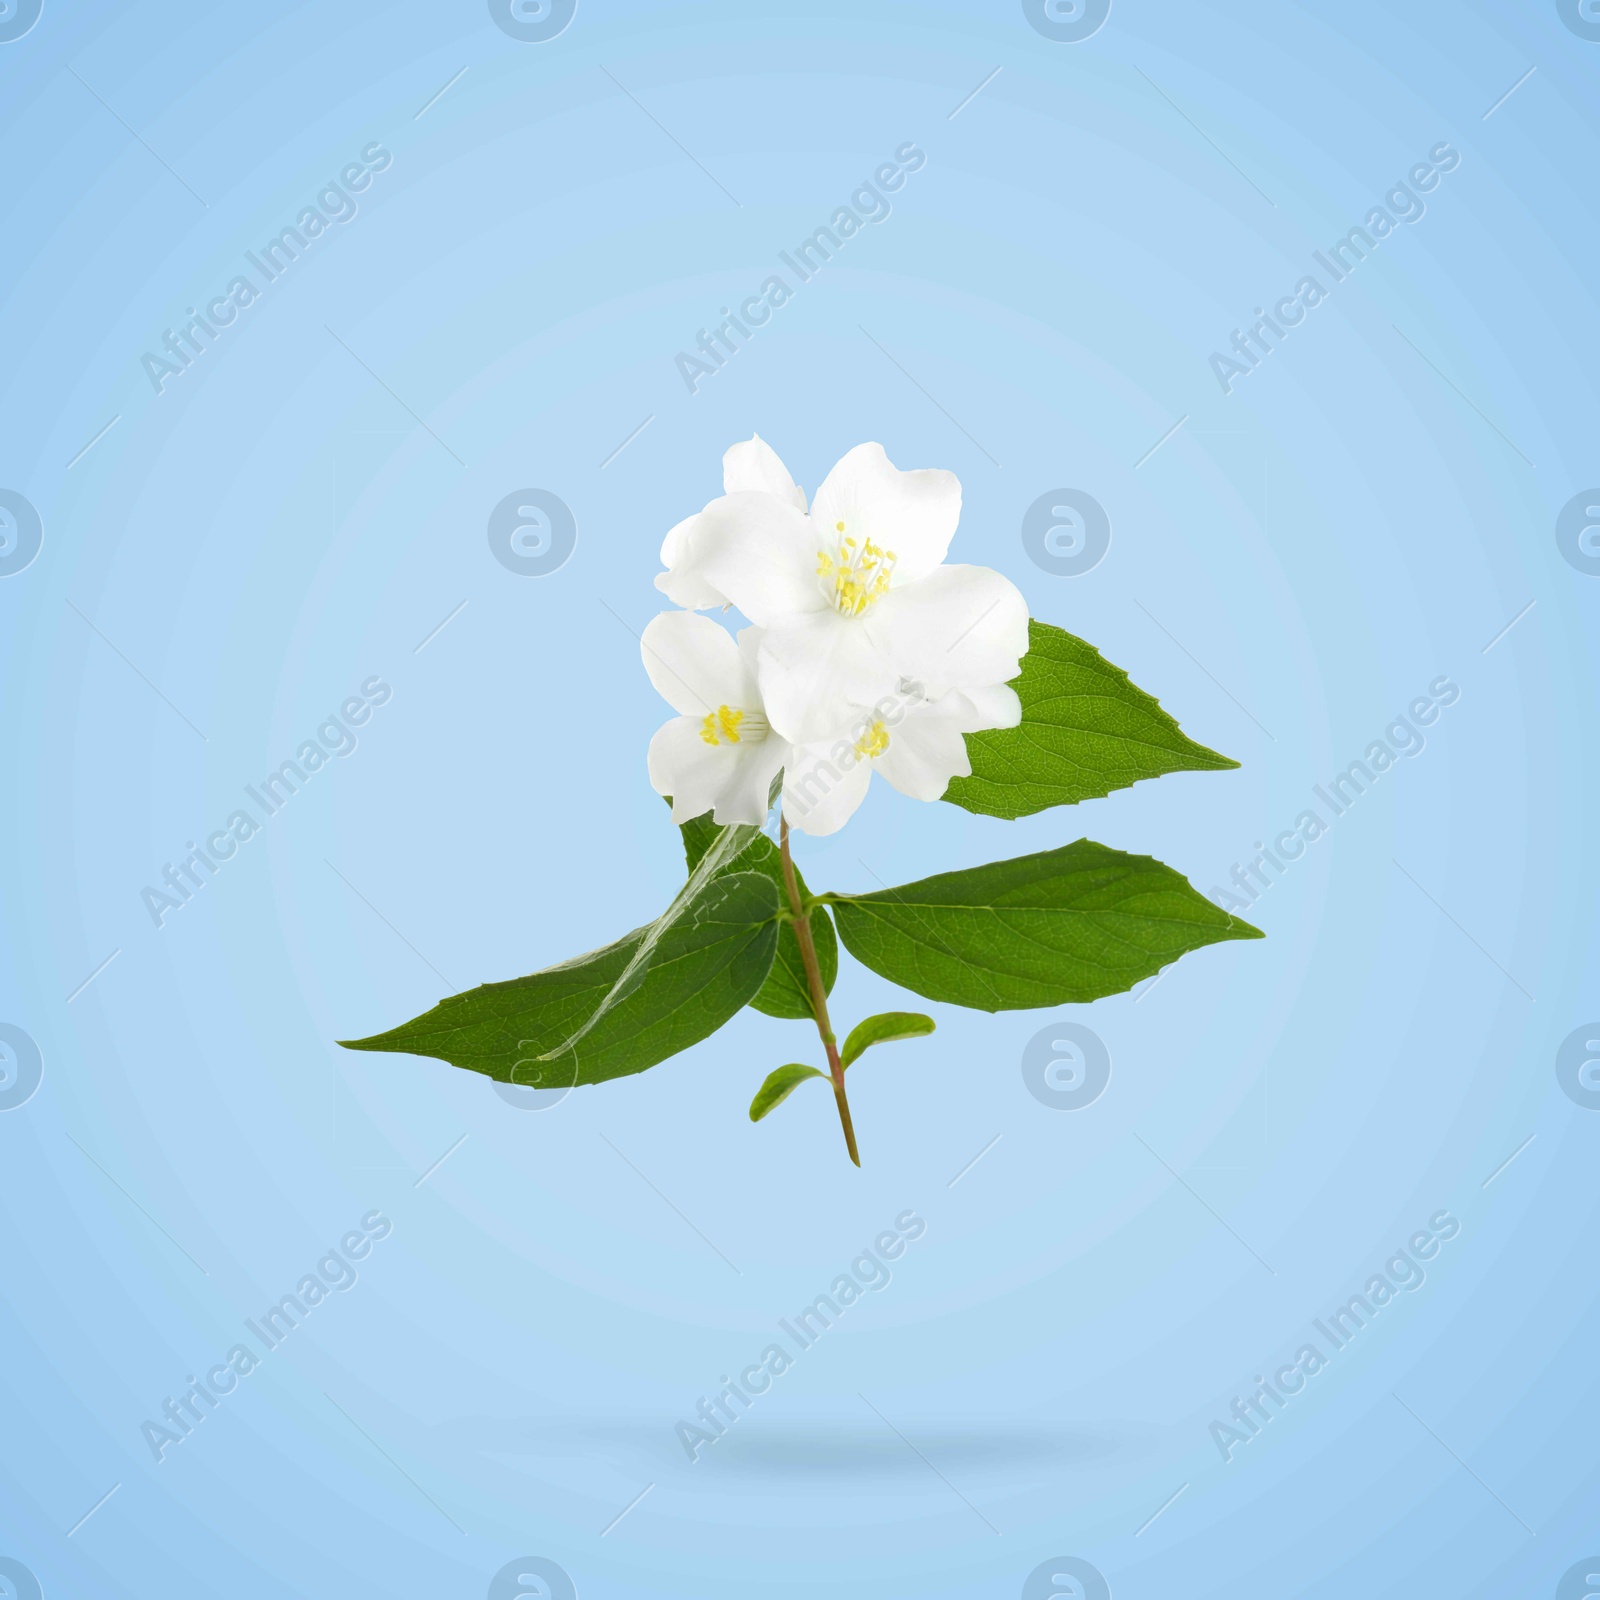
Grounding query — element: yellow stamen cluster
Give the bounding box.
[853,721,890,760]
[699,704,745,746]
[816,520,897,616]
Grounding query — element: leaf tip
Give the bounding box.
[749,1063,826,1121]
[337,1027,428,1055]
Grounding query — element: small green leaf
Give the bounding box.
[679,811,838,1021]
[827,839,1262,1012]
[340,871,780,1086]
[943,619,1239,819]
[749,1063,828,1121]
[840,1011,936,1067]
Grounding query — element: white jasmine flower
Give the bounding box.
[642,611,790,826]
[657,440,1028,744]
[781,682,1022,836]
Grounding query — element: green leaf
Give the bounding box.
[340,871,780,1087]
[679,811,838,1021]
[840,1011,937,1067]
[749,1063,828,1121]
[553,815,763,1058]
[826,839,1262,1012]
[943,619,1240,819]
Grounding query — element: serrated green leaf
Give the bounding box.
[840,1011,937,1067]
[340,871,780,1086]
[943,619,1239,819]
[749,1063,828,1121]
[827,839,1262,1012]
[679,811,838,1021]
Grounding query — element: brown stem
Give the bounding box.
[778,816,860,1167]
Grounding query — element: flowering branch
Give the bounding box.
[341,436,1263,1173]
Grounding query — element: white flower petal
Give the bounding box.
[758,609,899,744]
[656,514,727,610]
[659,492,821,623]
[648,718,732,823]
[714,736,789,826]
[942,681,1022,732]
[735,624,765,695]
[647,718,788,827]
[782,742,872,836]
[873,706,973,801]
[810,442,961,586]
[660,512,694,569]
[867,564,1028,699]
[640,611,743,716]
[723,435,807,512]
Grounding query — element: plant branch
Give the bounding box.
[778,815,860,1167]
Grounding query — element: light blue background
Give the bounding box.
[2,2,1598,1595]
